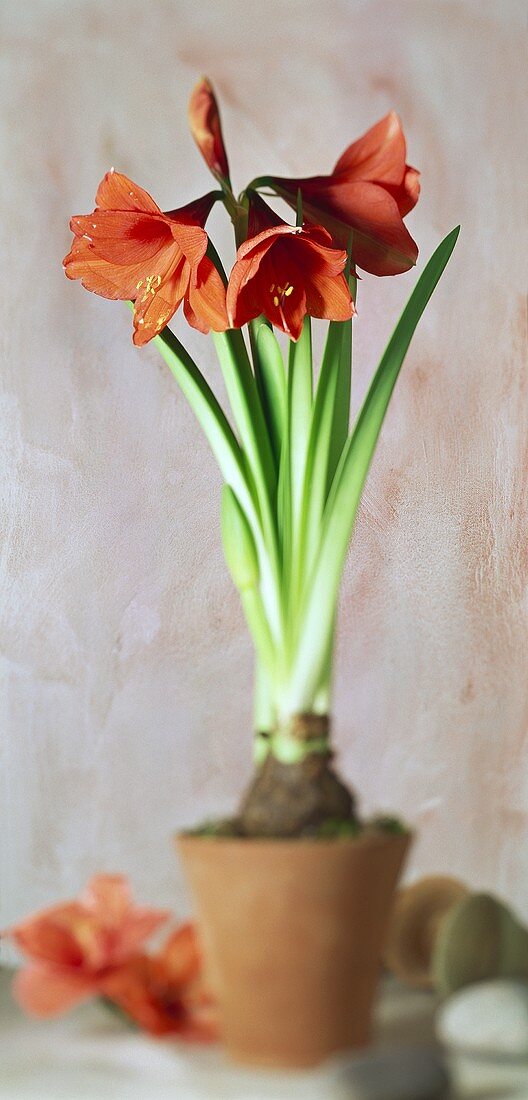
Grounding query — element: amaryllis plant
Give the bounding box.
[64,79,458,837]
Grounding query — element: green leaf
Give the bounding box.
[283,317,313,629]
[153,327,254,523]
[213,329,277,522]
[252,321,287,464]
[253,660,276,743]
[221,485,277,681]
[299,322,347,584]
[296,188,303,227]
[240,586,277,683]
[221,485,259,591]
[277,397,292,594]
[153,325,282,646]
[286,226,461,711]
[213,329,283,638]
[325,255,356,495]
[288,319,312,516]
[326,319,352,494]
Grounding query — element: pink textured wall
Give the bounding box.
[1,0,526,934]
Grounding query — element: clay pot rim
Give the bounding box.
[177,829,412,852]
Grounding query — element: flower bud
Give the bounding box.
[188,77,230,184]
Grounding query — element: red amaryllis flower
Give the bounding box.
[188,76,230,184]
[226,196,353,341]
[63,171,228,345]
[102,923,218,1040]
[5,875,169,1017]
[265,112,420,277]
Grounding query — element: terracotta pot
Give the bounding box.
[177,831,410,1068]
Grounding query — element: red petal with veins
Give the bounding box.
[187,257,229,333]
[268,111,420,276]
[95,171,162,214]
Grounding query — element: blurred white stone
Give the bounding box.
[437,980,528,1059]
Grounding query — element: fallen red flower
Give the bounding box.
[102,923,218,1040]
[264,112,420,277]
[5,875,169,1017]
[226,195,353,340]
[63,171,228,345]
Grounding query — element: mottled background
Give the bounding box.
[1,0,526,941]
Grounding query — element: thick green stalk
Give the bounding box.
[312,612,337,715]
[240,587,277,681]
[249,320,286,466]
[213,328,282,640]
[221,484,278,713]
[298,322,347,587]
[253,660,275,759]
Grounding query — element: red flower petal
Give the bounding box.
[305,270,353,322]
[102,946,218,1040]
[101,956,175,1035]
[159,923,202,986]
[95,171,162,215]
[386,166,421,218]
[13,966,97,1017]
[333,111,409,187]
[186,257,229,334]
[169,222,209,268]
[9,904,88,968]
[63,237,148,300]
[69,211,171,267]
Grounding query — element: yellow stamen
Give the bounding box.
[270,280,295,310]
[137,273,161,304]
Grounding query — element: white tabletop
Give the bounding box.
[1,969,527,1100]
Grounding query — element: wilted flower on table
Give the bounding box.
[266,112,420,276]
[188,76,231,185]
[226,194,354,340]
[63,171,228,345]
[5,874,169,1016]
[102,922,218,1040]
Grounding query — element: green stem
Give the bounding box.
[240,586,277,682]
[285,228,460,712]
[253,661,275,762]
[287,317,313,631]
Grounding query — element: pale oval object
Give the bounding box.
[437,980,528,1059]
